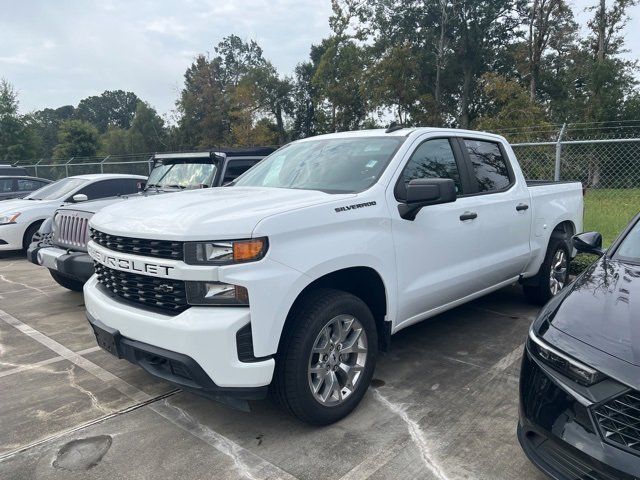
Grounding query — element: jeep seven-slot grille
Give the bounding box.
[94,263,188,313]
[55,211,92,250]
[90,228,184,261]
[594,390,640,454]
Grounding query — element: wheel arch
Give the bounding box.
[278,266,390,354]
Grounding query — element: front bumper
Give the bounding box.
[30,245,94,282]
[83,276,275,390]
[0,223,25,251]
[518,348,639,479]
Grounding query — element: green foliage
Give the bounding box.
[53,120,100,158]
[474,73,551,135]
[28,106,75,157]
[75,90,140,133]
[0,79,40,161]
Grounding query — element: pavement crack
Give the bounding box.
[373,389,450,480]
[65,365,114,416]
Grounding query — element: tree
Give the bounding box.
[75,90,140,133]
[313,37,368,131]
[248,63,294,144]
[53,120,100,158]
[176,55,230,148]
[452,0,524,128]
[0,79,39,161]
[127,101,166,152]
[28,105,75,157]
[474,73,551,135]
[525,0,577,100]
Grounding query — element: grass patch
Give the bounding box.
[583,188,640,245]
[570,188,639,274]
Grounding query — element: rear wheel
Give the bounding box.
[49,270,84,292]
[272,289,377,425]
[523,237,570,305]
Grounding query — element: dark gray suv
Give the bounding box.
[0,176,52,201]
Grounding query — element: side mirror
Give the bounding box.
[573,231,605,256]
[398,178,456,221]
[72,193,88,203]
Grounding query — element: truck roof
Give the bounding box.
[298,127,507,143]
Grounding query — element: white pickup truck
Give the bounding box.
[83,128,583,424]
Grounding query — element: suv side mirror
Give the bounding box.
[398,178,456,221]
[72,193,88,203]
[573,231,604,256]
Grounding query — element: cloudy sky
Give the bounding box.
[1,0,638,118]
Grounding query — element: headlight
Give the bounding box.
[528,329,606,386]
[0,212,21,225]
[184,238,268,265]
[185,281,249,306]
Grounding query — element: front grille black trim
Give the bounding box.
[593,390,640,457]
[94,263,189,314]
[90,228,184,261]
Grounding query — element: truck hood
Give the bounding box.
[90,187,352,240]
[550,257,640,367]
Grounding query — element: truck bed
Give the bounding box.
[526,180,581,187]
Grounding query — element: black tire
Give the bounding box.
[22,222,42,251]
[271,288,378,425]
[523,237,571,305]
[49,270,84,292]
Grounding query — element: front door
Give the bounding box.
[390,137,488,327]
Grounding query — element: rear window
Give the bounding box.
[464,140,511,193]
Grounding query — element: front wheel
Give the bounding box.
[271,289,377,425]
[523,237,571,305]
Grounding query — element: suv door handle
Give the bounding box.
[459,211,478,221]
[516,203,529,211]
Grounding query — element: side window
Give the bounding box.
[464,140,511,193]
[398,139,463,196]
[74,179,129,200]
[223,160,258,184]
[0,179,14,193]
[17,179,45,191]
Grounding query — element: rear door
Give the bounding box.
[455,137,532,287]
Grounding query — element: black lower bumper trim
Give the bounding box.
[56,251,95,281]
[87,313,268,401]
[518,424,635,480]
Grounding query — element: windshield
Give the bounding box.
[615,219,640,263]
[146,162,217,189]
[25,178,88,200]
[234,137,404,193]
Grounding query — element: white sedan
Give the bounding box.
[0,173,146,252]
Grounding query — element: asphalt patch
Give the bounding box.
[52,435,112,471]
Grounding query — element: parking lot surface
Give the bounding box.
[0,252,546,480]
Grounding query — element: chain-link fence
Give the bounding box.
[12,153,154,180]
[507,122,640,244]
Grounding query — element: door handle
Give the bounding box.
[516,203,529,211]
[459,211,478,221]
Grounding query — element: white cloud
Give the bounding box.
[1,0,332,116]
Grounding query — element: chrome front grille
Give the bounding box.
[53,211,93,251]
[594,390,640,455]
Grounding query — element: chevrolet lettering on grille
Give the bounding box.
[88,244,175,277]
